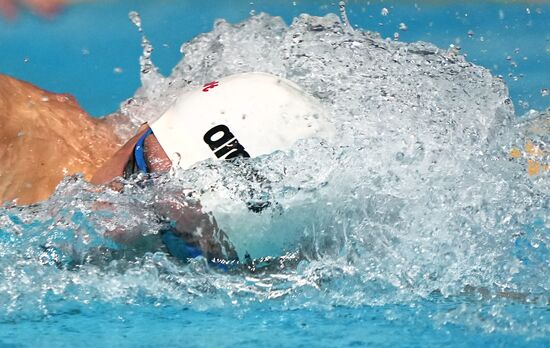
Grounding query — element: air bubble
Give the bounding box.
[541,88,549,97]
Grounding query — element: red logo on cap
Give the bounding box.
[202,81,219,92]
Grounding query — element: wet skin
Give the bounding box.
[0,74,122,205]
[91,126,238,262]
[0,73,237,261]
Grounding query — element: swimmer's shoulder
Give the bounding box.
[0,74,122,205]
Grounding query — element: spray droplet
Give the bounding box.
[23,57,29,63]
[128,10,161,80]
[467,30,474,38]
[129,11,142,32]
[519,100,530,109]
[81,48,90,55]
[399,23,408,31]
[113,67,124,74]
[381,8,389,16]
[338,1,353,31]
[393,32,400,41]
[448,44,460,57]
[526,8,531,15]
[541,88,549,97]
[40,96,49,102]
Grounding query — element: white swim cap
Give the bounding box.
[150,72,334,169]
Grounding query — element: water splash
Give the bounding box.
[126,11,167,121]
[338,1,353,31]
[1,12,549,337]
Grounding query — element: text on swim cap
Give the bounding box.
[203,125,250,160]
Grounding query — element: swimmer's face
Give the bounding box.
[144,134,172,173]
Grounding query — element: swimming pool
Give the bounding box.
[1,1,549,347]
[1,0,548,116]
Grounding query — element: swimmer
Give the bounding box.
[0,72,334,264]
[91,72,334,262]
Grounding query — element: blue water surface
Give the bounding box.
[1,299,550,348]
[0,0,548,116]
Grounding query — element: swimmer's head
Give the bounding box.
[149,72,334,169]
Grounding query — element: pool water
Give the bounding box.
[1,1,549,347]
[1,0,548,116]
[4,301,549,347]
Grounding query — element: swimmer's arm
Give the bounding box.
[93,193,238,261]
[152,198,238,261]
